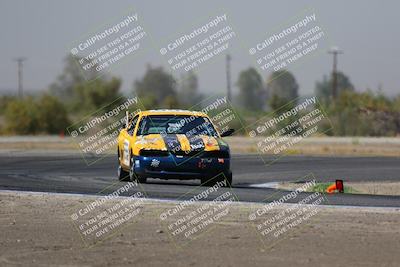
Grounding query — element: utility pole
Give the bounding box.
[328,47,342,101]
[226,54,232,102]
[14,57,27,99]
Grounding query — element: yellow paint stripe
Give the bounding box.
[176,134,191,152]
[200,135,220,151]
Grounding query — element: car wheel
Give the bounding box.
[118,148,130,181]
[200,175,210,186]
[129,156,136,182]
[118,160,129,182]
[129,156,147,183]
[118,165,130,181]
[224,172,233,187]
[201,175,218,186]
[137,175,147,184]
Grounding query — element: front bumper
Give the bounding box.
[133,154,231,180]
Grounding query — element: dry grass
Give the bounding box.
[277,181,400,196]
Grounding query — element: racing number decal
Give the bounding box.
[123,139,130,166]
[188,135,205,151]
[162,135,182,153]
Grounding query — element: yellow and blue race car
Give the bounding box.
[117,109,234,186]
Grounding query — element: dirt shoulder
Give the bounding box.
[0,191,399,267]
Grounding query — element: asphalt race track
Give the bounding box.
[1,153,400,207]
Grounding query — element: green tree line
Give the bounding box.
[1,54,400,136]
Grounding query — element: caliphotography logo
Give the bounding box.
[247,174,329,250]
[246,95,333,166]
[159,13,236,74]
[70,180,147,247]
[158,172,238,248]
[67,95,144,165]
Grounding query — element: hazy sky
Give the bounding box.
[0,0,399,97]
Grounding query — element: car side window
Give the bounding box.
[136,116,147,136]
[127,115,139,136]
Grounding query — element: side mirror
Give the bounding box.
[221,128,235,137]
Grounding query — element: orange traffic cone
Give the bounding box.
[326,180,345,194]
[326,183,337,194]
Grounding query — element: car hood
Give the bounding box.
[134,134,228,153]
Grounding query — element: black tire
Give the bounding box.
[118,149,130,181]
[137,175,147,184]
[200,174,218,186]
[200,175,210,186]
[118,166,130,181]
[224,172,233,187]
[129,155,147,184]
[129,156,136,182]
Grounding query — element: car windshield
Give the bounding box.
[137,115,219,137]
